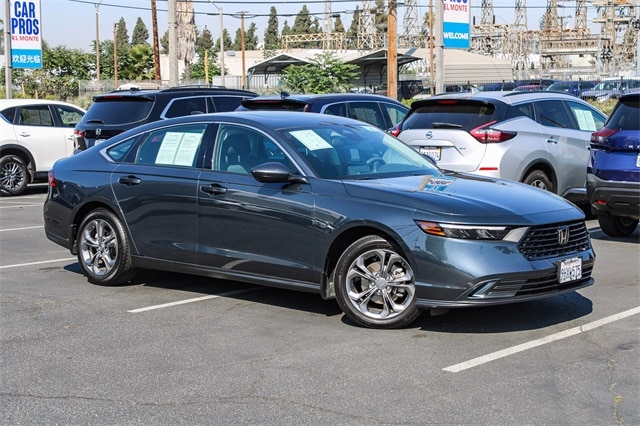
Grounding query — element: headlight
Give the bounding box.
[416,221,528,242]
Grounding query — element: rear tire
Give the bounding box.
[0,155,28,196]
[334,235,421,329]
[597,214,639,238]
[523,169,554,193]
[76,208,136,285]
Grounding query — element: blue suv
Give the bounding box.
[587,93,640,237]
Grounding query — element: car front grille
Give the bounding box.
[485,262,594,298]
[518,220,591,260]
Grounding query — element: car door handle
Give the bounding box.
[546,137,558,144]
[19,132,31,137]
[118,176,142,186]
[201,183,227,194]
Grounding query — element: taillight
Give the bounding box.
[48,171,56,188]
[73,129,84,150]
[591,127,618,144]
[390,125,401,137]
[470,121,517,143]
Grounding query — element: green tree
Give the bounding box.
[263,7,280,51]
[281,52,359,94]
[291,5,313,48]
[120,44,154,80]
[334,15,345,33]
[245,22,258,50]
[281,20,291,38]
[115,17,130,53]
[346,7,361,48]
[191,26,220,81]
[196,26,214,51]
[160,29,169,54]
[132,17,150,46]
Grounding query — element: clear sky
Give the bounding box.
[3,0,593,52]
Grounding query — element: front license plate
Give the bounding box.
[419,146,441,161]
[559,257,582,284]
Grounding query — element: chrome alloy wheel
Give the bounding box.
[344,248,415,320]
[0,159,26,193]
[79,218,118,277]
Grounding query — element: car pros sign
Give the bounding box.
[443,0,471,49]
[9,0,42,69]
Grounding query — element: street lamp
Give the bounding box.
[95,1,103,82]
[208,1,225,87]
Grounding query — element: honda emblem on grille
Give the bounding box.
[557,226,570,246]
[96,128,102,136]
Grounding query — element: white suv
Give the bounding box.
[1,99,85,196]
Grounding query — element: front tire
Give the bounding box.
[597,214,639,238]
[0,155,28,196]
[76,208,136,285]
[523,169,554,193]
[335,235,421,329]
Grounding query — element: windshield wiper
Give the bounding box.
[431,122,463,129]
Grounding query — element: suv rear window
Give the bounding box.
[402,101,497,131]
[607,96,640,131]
[84,97,154,124]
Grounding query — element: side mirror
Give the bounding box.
[251,162,309,185]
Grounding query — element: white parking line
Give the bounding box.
[0,204,43,209]
[443,306,640,373]
[0,225,44,232]
[128,287,262,313]
[0,258,76,270]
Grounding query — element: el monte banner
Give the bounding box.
[443,0,471,49]
[9,0,42,69]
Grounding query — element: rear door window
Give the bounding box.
[163,97,207,118]
[566,101,605,131]
[346,102,386,129]
[533,100,573,129]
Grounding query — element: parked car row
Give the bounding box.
[3,86,638,240]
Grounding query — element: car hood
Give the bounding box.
[343,172,583,224]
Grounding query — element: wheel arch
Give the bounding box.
[1,144,36,182]
[520,160,557,192]
[69,200,135,255]
[320,224,413,300]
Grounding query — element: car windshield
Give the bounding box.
[279,123,439,179]
[83,96,154,124]
[593,81,620,91]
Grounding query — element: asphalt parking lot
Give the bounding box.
[1,184,639,425]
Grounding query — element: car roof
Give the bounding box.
[409,90,591,108]
[0,98,83,109]
[110,110,371,139]
[94,86,257,100]
[247,93,405,103]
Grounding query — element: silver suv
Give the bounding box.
[393,91,607,204]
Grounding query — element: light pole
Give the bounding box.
[95,1,103,82]
[208,1,225,87]
[113,23,118,88]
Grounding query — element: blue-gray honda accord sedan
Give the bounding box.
[43,112,595,328]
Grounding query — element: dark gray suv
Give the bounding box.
[237,93,409,131]
[74,86,257,152]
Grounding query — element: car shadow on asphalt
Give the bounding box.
[413,291,593,333]
[588,227,640,244]
[63,265,594,332]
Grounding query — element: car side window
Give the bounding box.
[381,103,408,127]
[0,107,16,124]
[534,100,573,129]
[55,105,84,127]
[18,105,54,127]
[210,96,246,112]
[323,103,347,117]
[136,123,208,167]
[347,102,386,128]
[163,97,207,118]
[566,101,605,132]
[212,125,292,174]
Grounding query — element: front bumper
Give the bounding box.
[587,173,640,219]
